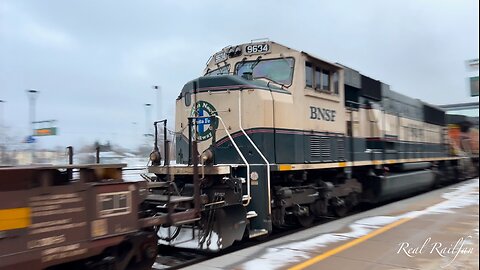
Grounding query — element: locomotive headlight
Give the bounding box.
[149,150,161,165]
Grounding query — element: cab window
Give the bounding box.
[205,65,230,76]
[306,62,313,88]
[314,67,321,90]
[305,61,339,95]
[321,70,330,90]
[236,58,295,86]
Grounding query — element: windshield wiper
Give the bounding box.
[236,56,262,76]
[255,76,286,89]
[250,56,262,70]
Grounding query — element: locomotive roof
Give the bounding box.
[209,40,447,117]
[300,51,343,69]
[210,40,343,70]
[264,40,344,69]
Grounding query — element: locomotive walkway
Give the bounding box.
[184,178,479,270]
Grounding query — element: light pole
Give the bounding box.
[27,89,39,163]
[152,85,163,144]
[144,103,152,137]
[0,100,5,164]
[153,85,161,121]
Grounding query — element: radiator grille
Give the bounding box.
[310,136,322,158]
[311,136,347,161]
[321,137,330,158]
[337,138,345,160]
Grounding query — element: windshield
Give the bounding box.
[235,58,294,86]
[205,65,230,76]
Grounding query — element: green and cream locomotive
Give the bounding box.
[147,40,475,250]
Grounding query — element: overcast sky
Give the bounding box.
[1,0,478,150]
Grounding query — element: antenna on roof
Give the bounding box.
[251,38,269,43]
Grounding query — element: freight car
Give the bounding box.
[147,40,478,250]
[446,114,479,172]
[0,163,200,270]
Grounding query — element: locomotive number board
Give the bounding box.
[244,43,270,55]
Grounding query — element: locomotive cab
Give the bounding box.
[175,41,347,166]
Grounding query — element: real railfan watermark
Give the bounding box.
[397,236,475,267]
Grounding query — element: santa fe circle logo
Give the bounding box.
[191,101,218,141]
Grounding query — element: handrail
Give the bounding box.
[238,91,271,213]
[214,115,252,206]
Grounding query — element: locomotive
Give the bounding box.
[147,40,477,250]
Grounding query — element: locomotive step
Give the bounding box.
[249,229,268,238]
[140,210,200,227]
[246,211,258,219]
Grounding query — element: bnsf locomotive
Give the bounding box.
[147,40,477,250]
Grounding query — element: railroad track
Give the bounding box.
[152,247,208,269]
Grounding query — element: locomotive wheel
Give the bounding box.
[331,197,349,217]
[296,214,314,227]
[311,199,327,218]
[333,204,349,217]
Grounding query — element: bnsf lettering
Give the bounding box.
[310,106,336,122]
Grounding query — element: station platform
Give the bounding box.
[184,178,479,270]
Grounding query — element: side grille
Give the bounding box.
[321,137,330,158]
[337,138,345,160]
[311,136,346,161]
[311,136,331,159]
[311,136,321,158]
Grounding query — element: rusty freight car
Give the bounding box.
[0,163,199,270]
